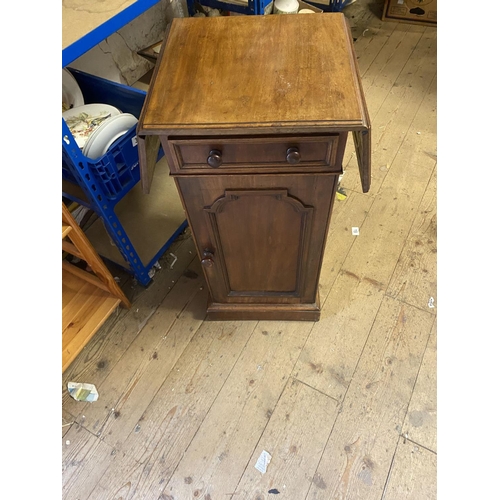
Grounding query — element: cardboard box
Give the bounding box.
[382,0,437,26]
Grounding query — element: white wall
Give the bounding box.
[69,0,188,85]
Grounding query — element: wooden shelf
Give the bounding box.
[62,225,72,239]
[62,203,131,372]
[62,269,122,372]
[63,0,161,66]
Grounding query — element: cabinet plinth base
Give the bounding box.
[206,294,321,322]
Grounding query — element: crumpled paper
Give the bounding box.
[67,382,99,402]
[255,450,272,474]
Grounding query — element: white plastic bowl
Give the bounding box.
[273,0,299,15]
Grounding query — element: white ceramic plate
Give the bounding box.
[83,113,138,160]
[63,103,121,149]
[62,69,84,112]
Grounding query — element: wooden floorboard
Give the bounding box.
[381,441,437,500]
[62,238,199,415]
[62,2,437,498]
[401,322,437,453]
[62,236,198,411]
[233,378,339,500]
[161,321,315,499]
[62,423,119,500]
[67,259,206,440]
[305,298,434,500]
[318,189,376,299]
[386,166,437,313]
[341,26,437,195]
[62,408,75,439]
[86,320,259,499]
[294,270,386,402]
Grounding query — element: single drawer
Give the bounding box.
[164,135,344,174]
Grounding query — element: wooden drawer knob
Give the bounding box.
[286,147,301,164]
[201,249,215,268]
[207,150,223,168]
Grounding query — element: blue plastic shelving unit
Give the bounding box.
[62,0,187,286]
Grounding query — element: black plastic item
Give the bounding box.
[409,7,425,15]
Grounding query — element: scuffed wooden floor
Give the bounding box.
[62,2,437,499]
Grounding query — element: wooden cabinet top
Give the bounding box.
[139,14,370,134]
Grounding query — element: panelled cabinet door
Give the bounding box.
[176,174,338,305]
[205,188,313,300]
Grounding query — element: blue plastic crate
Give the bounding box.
[304,0,353,12]
[331,0,351,10]
[62,127,140,199]
[62,69,147,200]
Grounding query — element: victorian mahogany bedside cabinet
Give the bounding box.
[137,13,371,321]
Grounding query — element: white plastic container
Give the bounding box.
[273,0,300,15]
